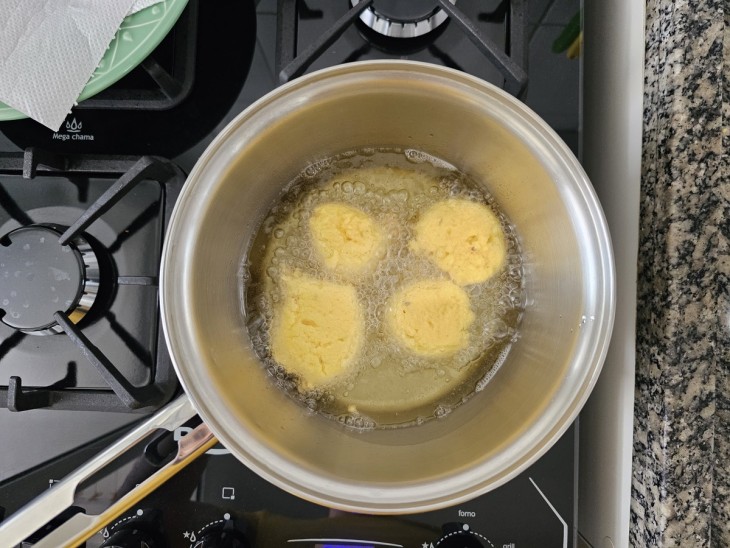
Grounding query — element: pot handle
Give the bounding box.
[0,394,218,548]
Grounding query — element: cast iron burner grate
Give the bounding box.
[0,150,183,413]
[276,0,527,96]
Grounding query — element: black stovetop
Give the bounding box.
[0,1,580,546]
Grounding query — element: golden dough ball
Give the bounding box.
[270,272,364,387]
[410,199,506,285]
[309,203,385,276]
[387,279,475,357]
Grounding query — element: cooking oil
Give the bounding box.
[243,148,524,429]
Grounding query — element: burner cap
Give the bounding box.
[0,226,100,334]
[353,0,455,39]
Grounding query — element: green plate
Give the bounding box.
[0,0,188,121]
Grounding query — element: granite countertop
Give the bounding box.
[631,0,729,545]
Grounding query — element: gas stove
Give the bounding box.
[0,1,582,546]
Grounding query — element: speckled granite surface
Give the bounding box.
[631,0,729,545]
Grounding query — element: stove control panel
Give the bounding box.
[97,506,502,548]
[0,425,576,548]
[81,425,574,548]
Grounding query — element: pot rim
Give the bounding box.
[160,60,616,514]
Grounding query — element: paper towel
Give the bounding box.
[0,0,148,131]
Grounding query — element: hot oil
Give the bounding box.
[244,148,524,429]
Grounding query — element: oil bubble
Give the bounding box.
[405,149,426,163]
[434,405,452,418]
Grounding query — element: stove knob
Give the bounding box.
[101,509,164,548]
[101,526,162,548]
[436,523,484,548]
[194,521,249,548]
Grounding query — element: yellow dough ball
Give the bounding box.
[270,272,364,387]
[410,199,506,285]
[387,279,475,357]
[309,203,385,276]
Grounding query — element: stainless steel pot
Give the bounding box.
[0,60,615,545]
[161,60,614,510]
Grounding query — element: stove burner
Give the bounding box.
[0,225,100,335]
[352,0,456,38]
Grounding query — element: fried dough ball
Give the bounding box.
[309,203,385,277]
[386,279,474,357]
[270,272,364,387]
[410,199,506,285]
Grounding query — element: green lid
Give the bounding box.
[0,0,188,122]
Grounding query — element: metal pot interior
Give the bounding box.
[160,61,614,513]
